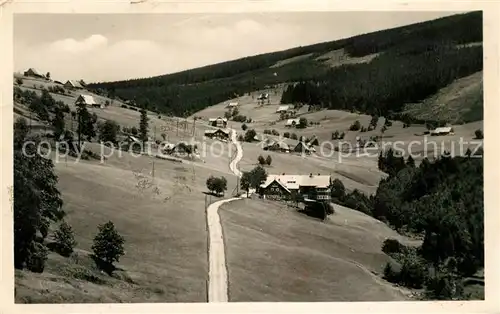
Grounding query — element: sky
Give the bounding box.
[14,12,462,83]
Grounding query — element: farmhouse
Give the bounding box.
[259,173,332,201]
[285,118,300,127]
[263,138,290,153]
[64,80,84,89]
[257,93,269,100]
[23,68,44,78]
[208,117,228,128]
[227,102,239,108]
[205,128,230,141]
[276,105,290,113]
[75,94,99,107]
[430,126,454,136]
[293,141,314,154]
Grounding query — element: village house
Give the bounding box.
[64,80,84,90]
[204,128,231,141]
[75,94,101,108]
[262,138,290,153]
[276,105,290,113]
[226,102,239,109]
[293,141,314,154]
[430,126,454,136]
[208,117,228,128]
[257,93,269,100]
[23,68,44,79]
[24,68,46,79]
[259,173,332,202]
[285,118,300,127]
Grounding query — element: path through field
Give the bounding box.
[206,129,244,302]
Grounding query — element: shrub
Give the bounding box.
[349,120,361,131]
[297,117,308,129]
[91,221,125,273]
[266,155,272,166]
[383,262,401,283]
[131,127,138,136]
[283,132,290,138]
[332,130,340,140]
[330,178,346,201]
[291,133,298,140]
[263,129,271,135]
[258,155,266,165]
[53,221,77,257]
[16,77,23,85]
[241,123,248,131]
[121,104,128,109]
[271,129,280,136]
[26,242,48,273]
[339,132,345,139]
[474,129,483,139]
[233,115,247,122]
[382,238,403,255]
[244,129,257,142]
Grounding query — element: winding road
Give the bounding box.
[206,129,244,302]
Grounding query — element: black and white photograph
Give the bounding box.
[2,1,498,311]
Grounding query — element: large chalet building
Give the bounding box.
[259,173,332,202]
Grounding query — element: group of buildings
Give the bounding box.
[258,173,332,203]
[23,68,86,90]
[262,138,316,154]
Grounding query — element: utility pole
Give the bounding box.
[176,119,179,136]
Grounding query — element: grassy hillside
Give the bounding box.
[87,11,482,119]
[219,198,419,301]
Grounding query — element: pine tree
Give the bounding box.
[52,107,65,139]
[406,155,416,168]
[91,221,125,273]
[54,220,77,257]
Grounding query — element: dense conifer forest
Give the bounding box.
[87,11,482,119]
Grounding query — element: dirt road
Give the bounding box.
[206,129,244,302]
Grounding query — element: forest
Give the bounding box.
[280,44,482,119]
[86,11,482,118]
[330,149,484,299]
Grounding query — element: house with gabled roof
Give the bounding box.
[276,105,290,113]
[293,141,313,154]
[204,128,230,141]
[75,94,98,107]
[430,126,454,136]
[262,138,290,153]
[64,80,84,89]
[286,118,300,127]
[24,68,44,78]
[259,173,332,201]
[208,117,228,128]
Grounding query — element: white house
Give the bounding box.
[285,118,300,127]
[276,105,290,113]
[430,126,453,136]
[208,117,228,128]
[75,94,103,108]
[64,80,84,89]
[227,102,239,108]
[257,93,269,100]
